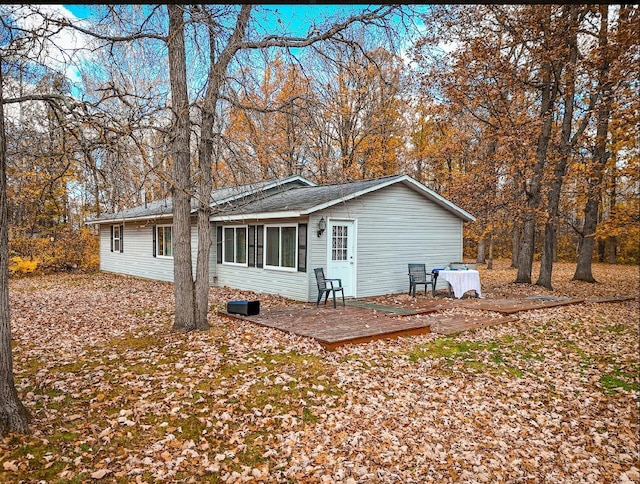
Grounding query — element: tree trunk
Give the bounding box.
[574,197,600,282]
[476,237,486,264]
[516,220,536,283]
[537,5,580,290]
[574,5,612,283]
[487,230,494,270]
[194,5,251,330]
[511,223,520,268]
[516,51,557,283]
[194,106,214,331]
[597,239,606,262]
[606,236,617,264]
[537,221,557,289]
[0,62,30,437]
[193,22,216,331]
[477,139,497,267]
[606,158,617,264]
[167,5,196,331]
[194,206,211,330]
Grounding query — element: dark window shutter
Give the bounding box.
[216,225,222,264]
[110,225,114,252]
[248,225,256,267]
[298,223,307,272]
[256,225,264,268]
[120,224,124,253]
[152,225,156,257]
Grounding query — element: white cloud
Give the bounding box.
[8,4,89,84]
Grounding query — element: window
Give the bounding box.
[217,223,306,272]
[332,225,348,261]
[111,224,123,253]
[297,224,307,272]
[247,225,264,268]
[157,225,173,257]
[223,226,247,265]
[265,225,297,270]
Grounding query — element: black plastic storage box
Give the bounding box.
[226,300,260,316]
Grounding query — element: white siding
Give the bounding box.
[214,218,310,301]
[99,183,466,301]
[99,220,212,283]
[308,184,463,299]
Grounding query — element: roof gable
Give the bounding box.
[86,174,474,224]
[213,175,475,222]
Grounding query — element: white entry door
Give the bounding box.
[327,220,355,297]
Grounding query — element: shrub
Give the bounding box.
[9,227,99,276]
[49,227,100,272]
[8,256,39,276]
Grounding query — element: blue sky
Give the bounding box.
[64,5,363,17]
[63,5,364,25]
[63,5,393,39]
[57,4,421,95]
[63,4,90,18]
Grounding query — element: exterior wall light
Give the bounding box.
[317,216,326,237]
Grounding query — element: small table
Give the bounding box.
[437,269,482,299]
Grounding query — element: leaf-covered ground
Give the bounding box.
[2,260,639,483]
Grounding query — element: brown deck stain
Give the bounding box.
[457,298,585,315]
[218,295,635,349]
[219,303,517,350]
[219,305,433,350]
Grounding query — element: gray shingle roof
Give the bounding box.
[86,176,313,223]
[213,175,405,216]
[87,174,475,224]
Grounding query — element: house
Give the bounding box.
[87,174,475,301]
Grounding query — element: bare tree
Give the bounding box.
[0,54,31,437]
[0,4,152,434]
[163,4,405,331]
[1,4,72,436]
[56,4,406,331]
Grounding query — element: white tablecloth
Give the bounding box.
[438,269,482,298]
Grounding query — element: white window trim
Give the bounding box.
[156,224,173,259]
[222,225,248,267]
[264,224,298,272]
[113,224,121,252]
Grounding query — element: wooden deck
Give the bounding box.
[427,315,519,335]
[345,299,451,316]
[219,303,517,349]
[220,305,433,350]
[586,296,637,304]
[457,297,585,315]
[217,295,636,350]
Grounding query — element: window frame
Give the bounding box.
[111,224,123,253]
[331,223,349,261]
[222,225,248,266]
[156,224,173,258]
[264,223,298,272]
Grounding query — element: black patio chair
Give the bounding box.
[408,263,434,297]
[314,267,345,308]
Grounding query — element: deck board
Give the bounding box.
[428,315,519,335]
[586,296,636,304]
[219,305,518,350]
[220,305,432,350]
[345,299,452,316]
[457,298,585,314]
[218,294,636,349]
